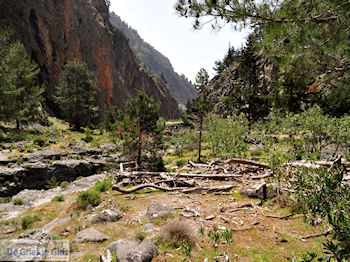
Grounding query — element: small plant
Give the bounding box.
[94,178,112,192]
[198,226,204,237]
[119,204,131,212]
[76,176,84,181]
[46,176,59,189]
[21,215,40,229]
[51,235,63,241]
[160,220,195,248]
[60,181,70,189]
[176,159,187,167]
[52,195,65,202]
[135,231,147,241]
[16,158,24,165]
[76,189,101,209]
[13,198,23,205]
[180,240,193,260]
[208,226,221,258]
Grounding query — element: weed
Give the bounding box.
[52,195,65,202]
[13,198,23,205]
[119,204,131,212]
[21,215,40,229]
[135,231,147,241]
[46,176,59,189]
[94,178,112,192]
[160,220,195,248]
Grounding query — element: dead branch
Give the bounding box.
[232,222,260,231]
[263,213,294,220]
[225,158,270,169]
[181,185,235,194]
[251,173,273,180]
[299,230,332,240]
[118,171,242,180]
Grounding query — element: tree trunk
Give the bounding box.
[137,128,142,166]
[16,119,20,129]
[198,117,203,163]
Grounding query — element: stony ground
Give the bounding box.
[0,164,326,262]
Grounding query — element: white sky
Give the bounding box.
[110,0,249,82]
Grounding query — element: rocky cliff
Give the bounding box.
[0,0,179,119]
[110,12,197,106]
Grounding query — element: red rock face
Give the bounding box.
[0,0,179,119]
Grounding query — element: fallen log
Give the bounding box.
[299,230,332,240]
[182,185,234,194]
[118,171,243,180]
[225,158,270,169]
[263,213,294,220]
[251,173,273,180]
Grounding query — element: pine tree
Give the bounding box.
[214,45,238,74]
[55,61,98,131]
[186,68,213,162]
[123,92,164,170]
[0,29,43,129]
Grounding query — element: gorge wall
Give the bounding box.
[0,0,179,119]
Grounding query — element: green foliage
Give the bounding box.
[21,215,40,230]
[94,178,112,192]
[52,195,65,202]
[76,189,101,210]
[0,29,44,128]
[205,114,248,158]
[292,166,350,261]
[60,181,70,189]
[186,68,213,162]
[214,45,238,74]
[55,61,98,131]
[13,198,23,205]
[135,231,146,241]
[122,92,165,171]
[46,176,59,189]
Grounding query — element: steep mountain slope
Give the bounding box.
[110,12,197,106]
[0,0,179,119]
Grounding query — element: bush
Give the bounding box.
[21,215,40,229]
[13,198,23,205]
[160,220,195,248]
[76,189,101,210]
[94,178,112,192]
[46,176,59,189]
[292,166,350,261]
[52,195,65,202]
[60,181,70,189]
[176,160,187,167]
[135,231,147,241]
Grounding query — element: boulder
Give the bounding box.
[146,203,175,221]
[85,208,123,224]
[73,228,109,243]
[320,144,348,161]
[109,239,159,262]
[240,183,277,200]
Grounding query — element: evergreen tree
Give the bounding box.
[187,68,213,162]
[123,92,164,170]
[175,0,350,115]
[0,29,43,129]
[223,34,270,121]
[214,45,238,74]
[55,61,98,131]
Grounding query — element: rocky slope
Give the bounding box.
[110,12,197,106]
[0,0,179,119]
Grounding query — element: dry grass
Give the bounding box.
[160,220,195,247]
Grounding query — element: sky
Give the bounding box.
[110,0,250,82]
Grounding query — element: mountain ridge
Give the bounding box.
[109,12,197,106]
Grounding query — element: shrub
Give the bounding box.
[52,195,65,202]
[160,220,195,248]
[21,215,40,229]
[176,159,187,167]
[60,181,70,189]
[13,198,23,205]
[46,176,59,189]
[76,189,101,210]
[135,231,147,241]
[94,178,112,192]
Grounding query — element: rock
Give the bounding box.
[146,203,175,221]
[109,239,159,262]
[143,224,157,233]
[18,229,49,242]
[85,208,123,224]
[240,183,277,200]
[1,225,17,234]
[205,215,215,220]
[23,148,67,162]
[321,144,348,161]
[73,228,109,243]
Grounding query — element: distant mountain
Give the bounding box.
[110,12,197,106]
